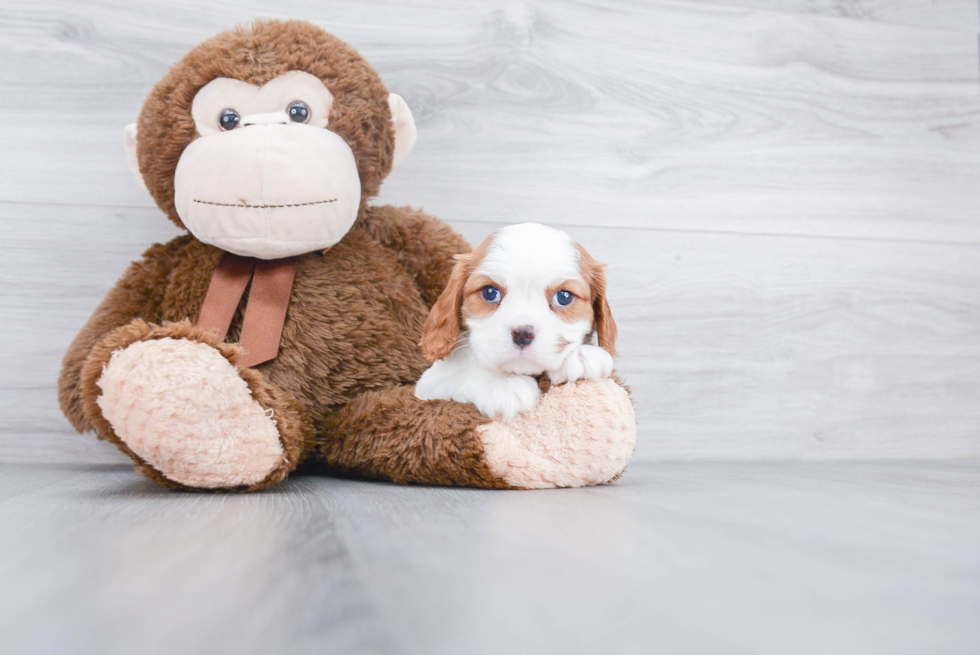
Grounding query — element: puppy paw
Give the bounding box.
[550,344,614,385]
[473,374,542,420]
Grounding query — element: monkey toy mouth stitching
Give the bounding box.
[192,198,338,209]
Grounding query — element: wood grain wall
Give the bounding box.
[2,0,978,463]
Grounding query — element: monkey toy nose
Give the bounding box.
[511,326,535,348]
[241,111,290,127]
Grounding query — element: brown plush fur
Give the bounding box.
[315,387,512,489]
[59,203,484,490]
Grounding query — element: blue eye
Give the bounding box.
[553,290,573,306]
[481,285,501,303]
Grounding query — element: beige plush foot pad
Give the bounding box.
[478,378,636,489]
[96,338,284,489]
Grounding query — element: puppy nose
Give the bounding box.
[511,326,535,348]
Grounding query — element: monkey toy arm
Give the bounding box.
[315,376,635,489]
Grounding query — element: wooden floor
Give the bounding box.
[1,461,978,655]
[1,1,979,652]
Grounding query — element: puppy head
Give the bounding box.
[421,223,618,371]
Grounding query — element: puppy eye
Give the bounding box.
[553,290,574,307]
[287,101,311,124]
[481,285,501,303]
[218,109,241,131]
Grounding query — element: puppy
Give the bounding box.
[414,222,618,419]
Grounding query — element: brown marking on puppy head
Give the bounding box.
[137,19,396,228]
[575,243,618,357]
[546,279,594,325]
[462,274,506,321]
[421,233,496,361]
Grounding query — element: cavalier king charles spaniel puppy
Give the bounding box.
[414,222,618,419]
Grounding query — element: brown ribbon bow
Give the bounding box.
[197,253,298,368]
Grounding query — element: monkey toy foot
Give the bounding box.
[477,377,636,489]
[85,321,309,490]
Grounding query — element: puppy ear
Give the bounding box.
[421,254,469,361]
[591,264,618,357]
[578,245,618,357]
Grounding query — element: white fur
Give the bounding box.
[415,223,614,420]
[415,343,543,420]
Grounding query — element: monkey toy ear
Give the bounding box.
[387,93,417,169]
[122,123,149,192]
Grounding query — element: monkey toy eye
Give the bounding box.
[218,109,241,131]
[553,290,574,306]
[287,100,311,123]
[481,285,501,303]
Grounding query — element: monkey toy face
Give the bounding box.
[173,70,362,259]
[124,21,417,260]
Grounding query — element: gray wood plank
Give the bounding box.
[0,430,129,466]
[0,468,395,655]
[684,0,980,33]
[2,0,979,242]
[3,204,978,463]
[1,461,977,655]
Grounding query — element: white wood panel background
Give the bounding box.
[1,0,979,463]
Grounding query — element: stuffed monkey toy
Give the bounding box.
[57,20,636,491]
